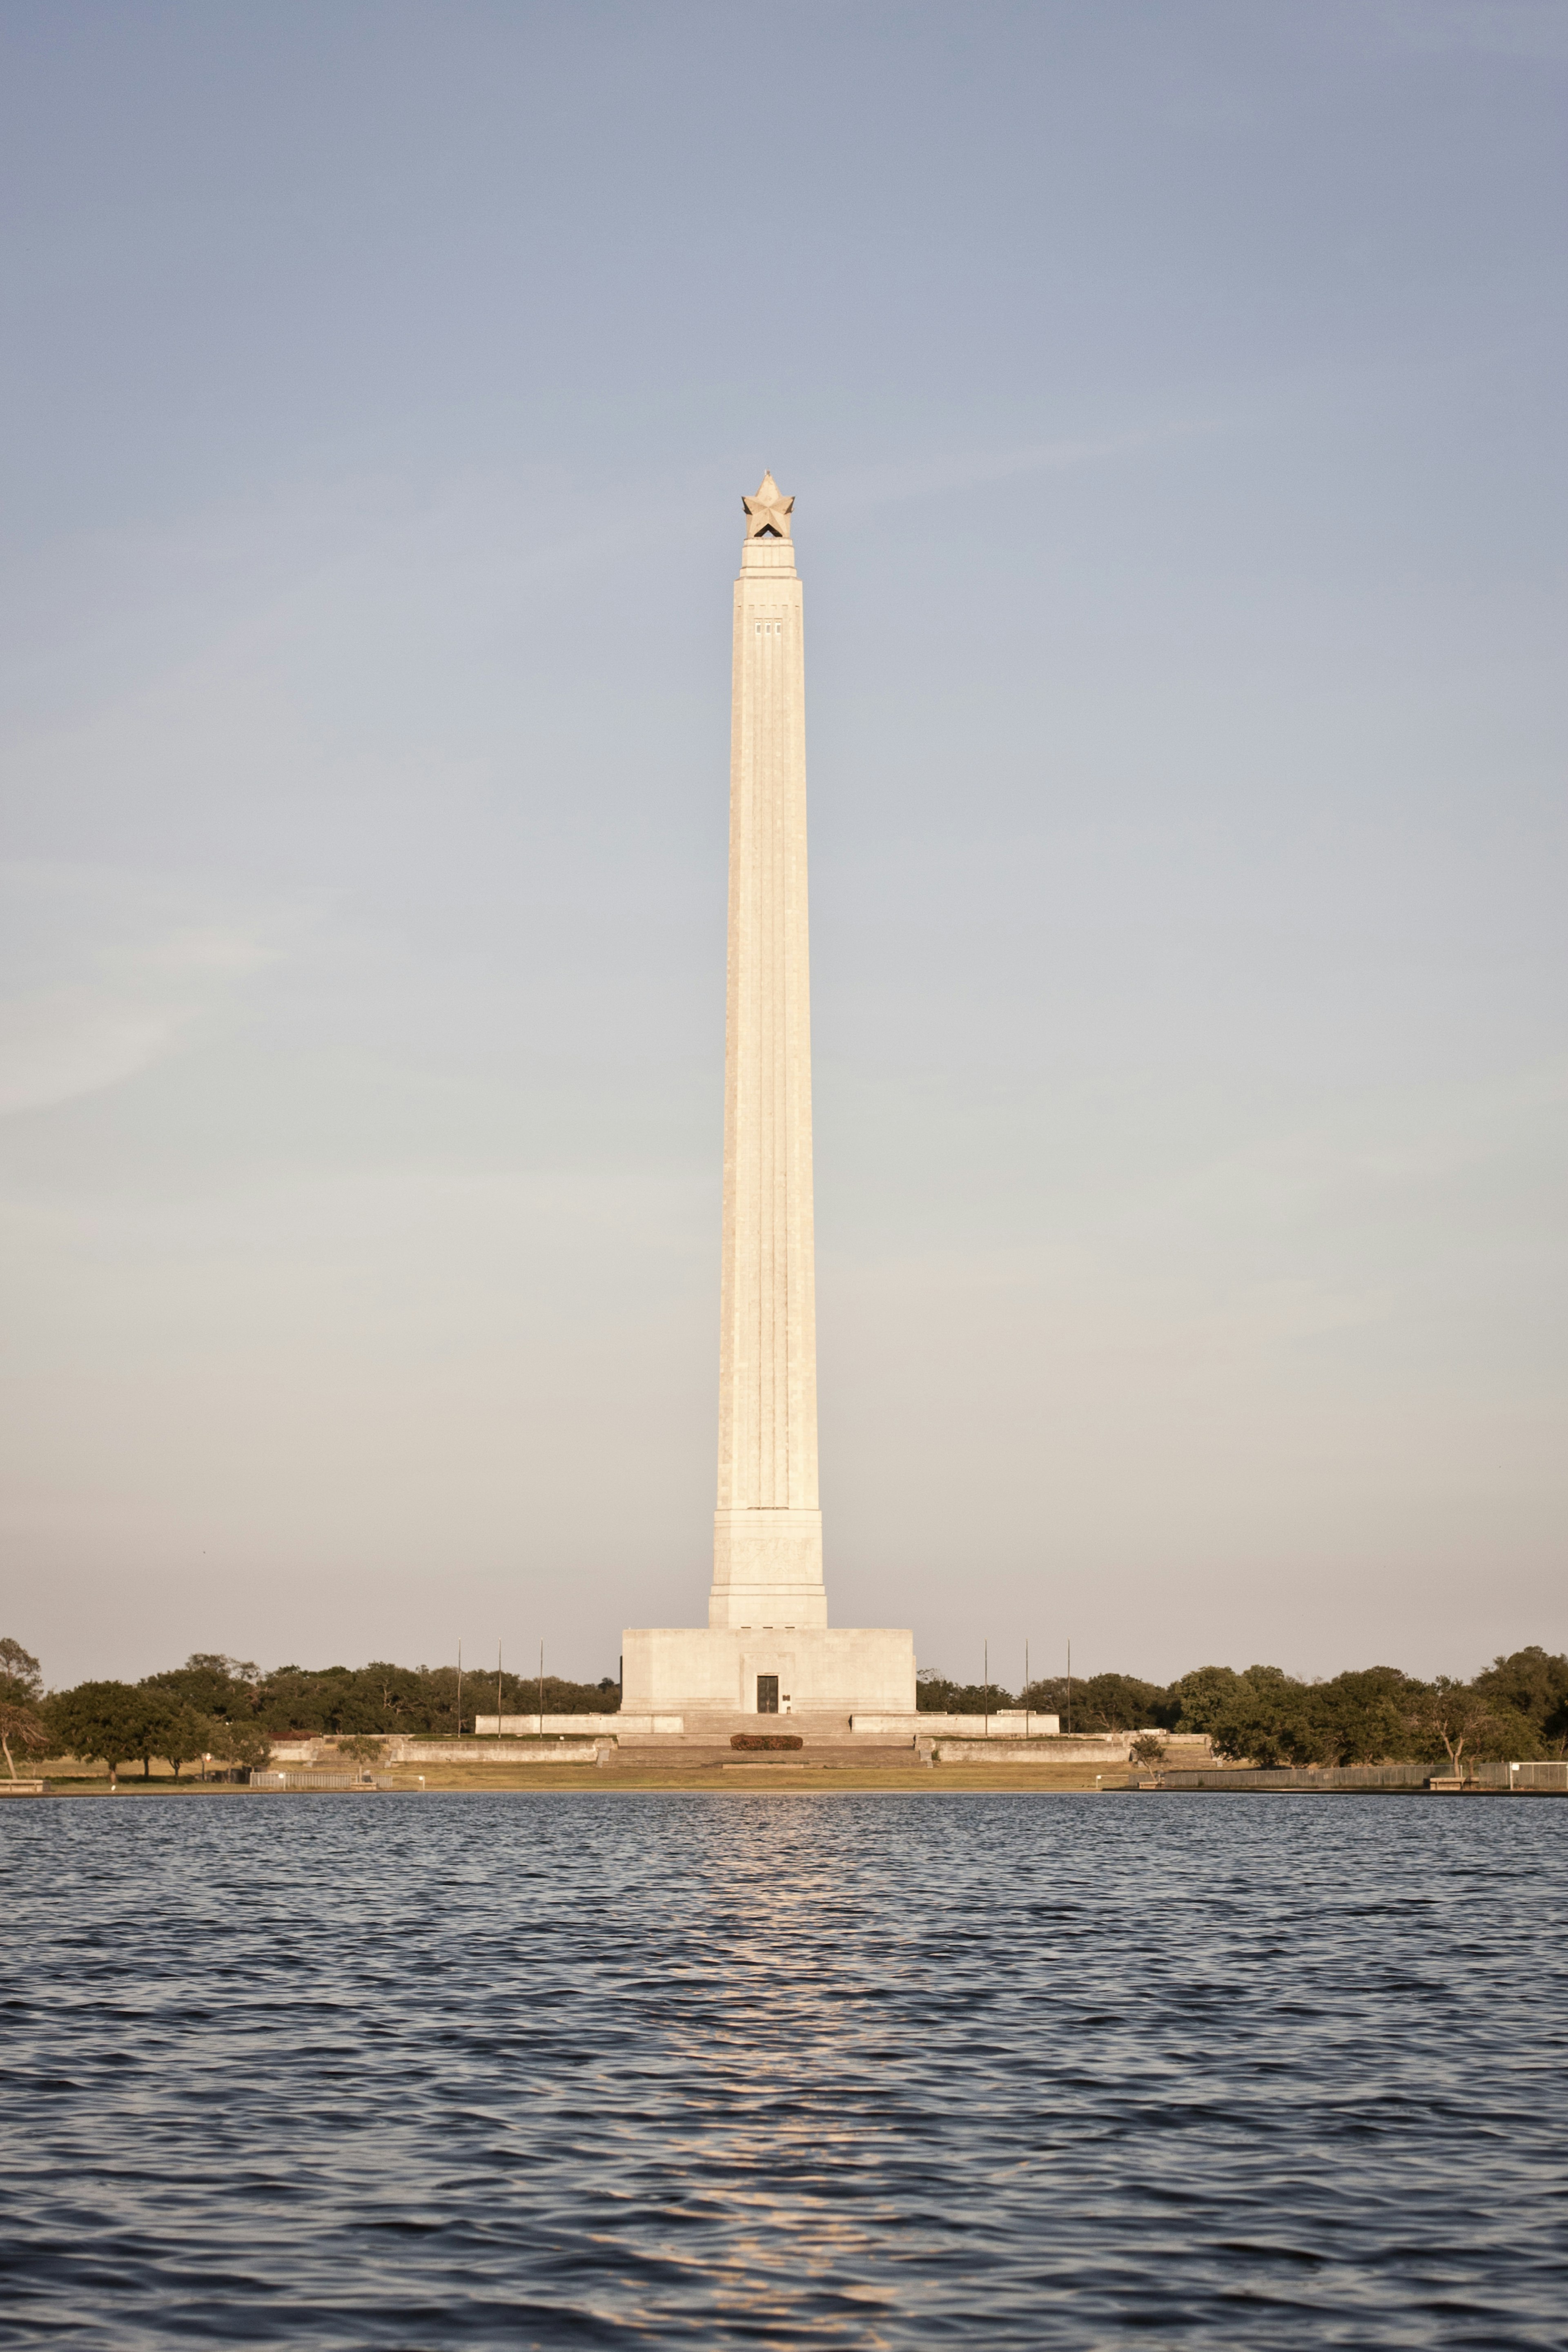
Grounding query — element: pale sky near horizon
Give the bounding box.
[2,0,1564,1693]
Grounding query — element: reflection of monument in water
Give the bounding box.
[620,478,915,1726]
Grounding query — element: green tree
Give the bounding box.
[46,1682,158,1786]
[1192,1668,1310,1765]
[1170,1666,1245,1733]
[142,1654,260,1721]
[1306,1667,1423,1766]
[128,1692,177,1779]
[204,1716,272,1776]
[335,1665,425,1734]
[1168,1664,1325,1766]
[253,1666,335,1735]
[156,1704,216,1780]
[1473,1648,1568,1753]
[1076,1673,1170,1732]
[235,1659,621,1736]
[1208,1688,1309,1767]
[0,1636,50,1780]
[914,1672,1017,1715]
[1408,1679,1517,1777]
[1018,1677,1071,1719]
[0,1635,41,1698]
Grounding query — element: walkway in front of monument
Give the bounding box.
[595,1715,1114,1789]
[615,1717,915,1774]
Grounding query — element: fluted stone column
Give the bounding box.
[710,474,826,1631]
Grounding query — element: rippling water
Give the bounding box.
[2,1791,1564,2348]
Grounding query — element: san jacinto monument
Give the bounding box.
[619,478,916,1724]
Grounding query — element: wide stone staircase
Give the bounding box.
[608,1711,926,1771]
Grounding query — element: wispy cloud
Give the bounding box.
[0,989,194,1115]
[0,864,290,1116]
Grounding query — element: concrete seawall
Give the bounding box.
[268,1736,609,1767]
[921,1732,1214,1764]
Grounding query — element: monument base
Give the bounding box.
[621,1625,915,1720]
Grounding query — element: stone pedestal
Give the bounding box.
[621,1625,915,1720]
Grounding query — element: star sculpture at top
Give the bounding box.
[742,471,794,540]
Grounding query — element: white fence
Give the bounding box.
[251,1770,379,1791]
[1474,1760,1568,1792]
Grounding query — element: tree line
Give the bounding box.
[6,1639,1564,1783]
[917,1649,1568,1771]
[0,1644,621,1785]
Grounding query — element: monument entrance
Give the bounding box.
[756,1675,780,1715]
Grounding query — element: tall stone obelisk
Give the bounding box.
[709,472,826,1630]
[617,476,913,1726]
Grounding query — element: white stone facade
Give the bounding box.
[621,1625,914,1719]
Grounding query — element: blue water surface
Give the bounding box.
[1,1790,1564,2348]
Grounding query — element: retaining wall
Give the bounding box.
[1156,1764,1429,1792]
[472,1715,677,1737]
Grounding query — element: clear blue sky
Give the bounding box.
[2,1,1564,1688]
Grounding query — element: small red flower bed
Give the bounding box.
[730,1733,804,1751]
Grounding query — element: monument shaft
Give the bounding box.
[710,504,824,1628]
[618,474,913,1726]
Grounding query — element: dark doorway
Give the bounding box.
[757,1675,780,1714]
